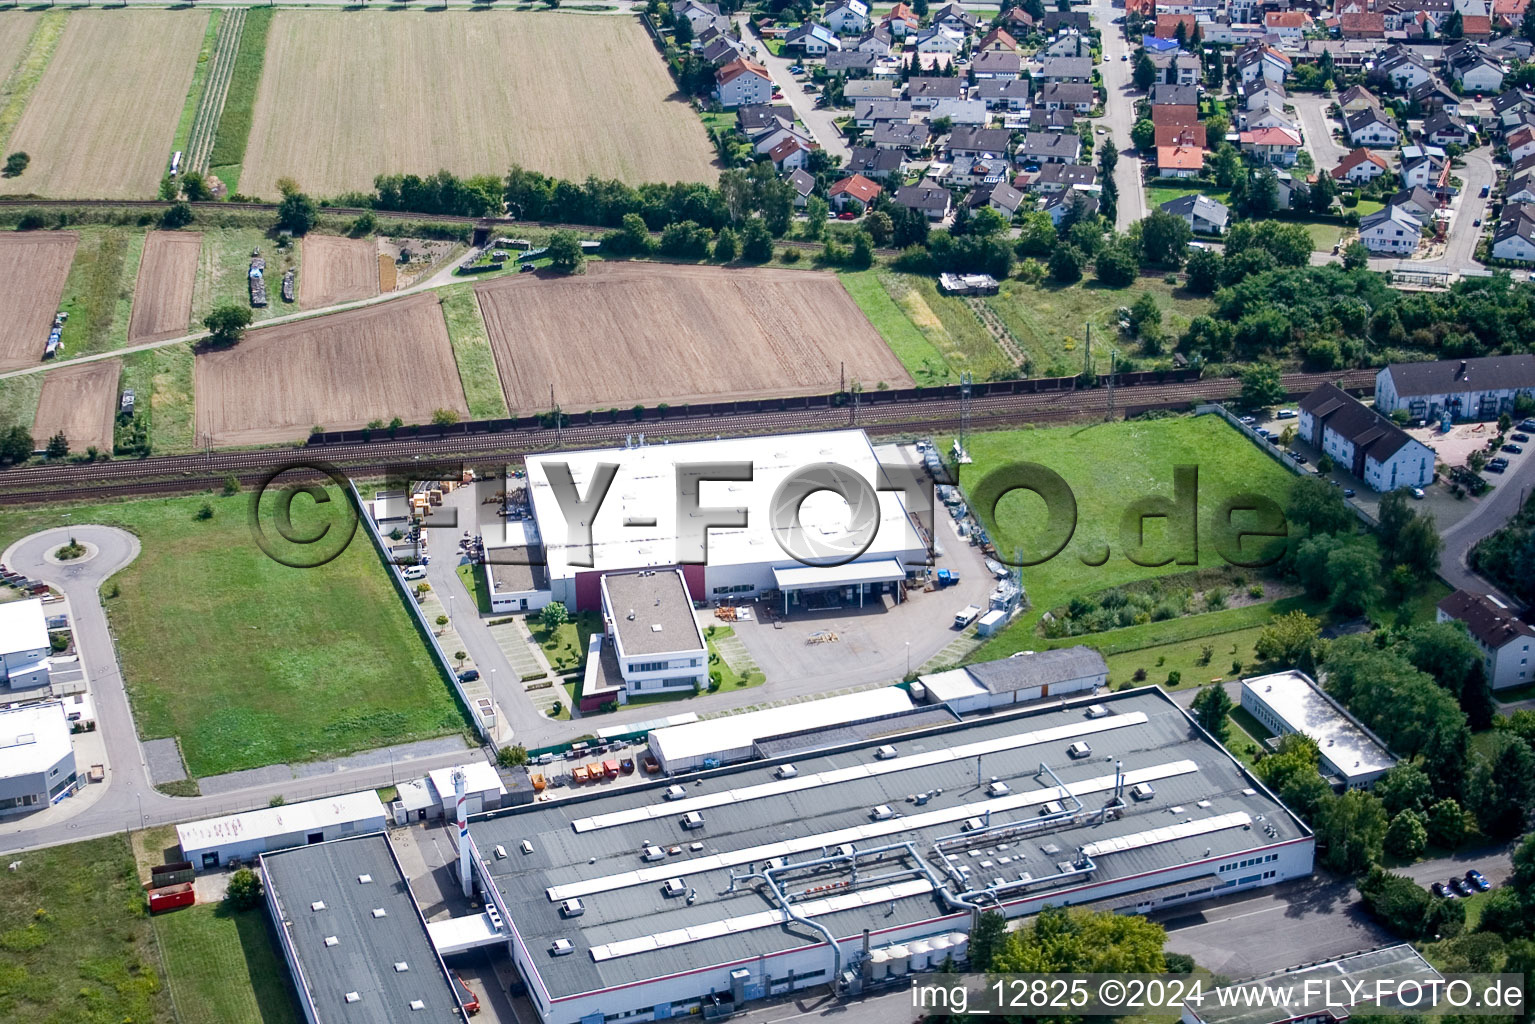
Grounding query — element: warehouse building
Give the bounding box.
[515,431,930,614]
[262,833,467,1023]
[1240,670,1396,788]
[0,598,52,692]
[1375,355,1535,422]
[464,687,1314,1024]
[178,790,388,870]
[0,700,76,816]
[918,647,1108,713]
[1182,944,1441,1024]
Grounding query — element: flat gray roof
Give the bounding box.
[601,571,704,659]
[470,688,1308,1002]
[262,833,462,1023]
[486,545,548,595]
[1192,944,1440,1024]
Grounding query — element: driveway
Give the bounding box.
[1437,439,1535,607]
[1090,0,1147,229]
[1291,93,1350,170]
[737,16,851,165]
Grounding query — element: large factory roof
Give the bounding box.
[647,687,916,766]
[470,687,1309,1003]
[523,430,925,582]
[262,834,463,1023]
[177,790,385,855]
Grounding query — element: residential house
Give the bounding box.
[1043,189,1099,226]
[972,50,1023,79]
[1239,126,1303,165]
[1037,82,1095,113]
[1422,111,1473,148]
[715,59,773,108]
[1029,107,1077,131]
[907,77,964,108]
[1151,50,1203,86]
[786,168,815,207]
[700,36,747,67]
[1338,84,1383,113]
[1161,193,1231,234]
[1340,11,1387,36]
[872,120,930,152]
[1151,83,1200,108]
[1157,144,1206,177]
[913,26,961,54]
[675,0,729,37]
[944,156,1009,189]
[1509,125,1535,163]
[1332,146,1392,182]
[895,180,953,221]
[824,0,870,35]
[1031,163,1097,193]
[1488,34,1535,62]
[975,78,1030,112]
[785,22,840,57]
[1491,87,1535,127]
[845,146,904,180]
[1400,145,1449,189]
[1152,102,1200,127]
[1389,185,1440,219]
[827,51,881,76]
[1018,131,1081,165]
[1346,106,1401,147]
[828,173,882,213]
[767,135,813,171]
[880,1,919,37]
[1037,57,1092,84]
[1037,82,1099,112]
[1155,123,1207,148]
[1238,42,1292,84]
[1492,206,1535,262]
[1297,383,1435,492]
[1155,13,1198,39]
[1273,169,1305,210]
[1001,7,1036,35]
[1505,169,1535,204]
[1358,204,1424,253]
[1243,77,1286,111]
[932,2,981,34]
[1042,30,1093,58]
[1040,12,1091,34]
[1375,353,1535,419]
[1436,591,1534,691]
[1229,0,1261,22]
[930,98,989,125]
[853,25,894,55]
[737,103,792,136]
[977,27,1019,52]
[1379,47,1434,90]
[1446,43,1505,92]
[843,80,894,102]
[1264,10,1311,43]
[1237,105,1298,132]
[1461,13,1495,38]
[948,126,1013,159]
[853,99,911,128]
[1407,78,1462,116]
[969,181,1027,219]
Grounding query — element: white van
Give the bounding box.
[402,565,427,581]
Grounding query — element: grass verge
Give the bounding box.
[0,370,43,438]
[456,561,492,615]
[0,834,173,1024]
[0,11,66,154]
[0,491,466,777]
[840,270,955,385]
[153,905,300,1024]
[440,285,510,420]
[530,610,602,675]
[58,226,136,359]
[206,6,273,191]
[119,343,196,455]
[168,10,221,162]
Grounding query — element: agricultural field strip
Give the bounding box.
[186,8,247,174]
[32,358,120,453]
[0,11,57,154]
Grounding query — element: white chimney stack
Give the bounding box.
[454,769,472,898]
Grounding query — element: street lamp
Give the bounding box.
[905,641,911,678]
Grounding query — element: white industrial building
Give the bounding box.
[0,598,52,692]
[428,762,506,819]
[1240,670,1396,788]
[1437,589,1535,691]
[1297,383,1434,493]
[178,790,388,870]
[918,647,1108,713]
[601,570,708,696]
[464,687,1314,1024]
[1374,355,1535,422]
[0,700,76,816]
[517,431,929,615]
[1182,944,1441,1024]
[485,519,553,615]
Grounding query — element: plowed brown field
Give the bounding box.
[0,232,77,372]
[299,234,379,309]
[474,262,911,414]
[128,231,201,342]
[33,358,121,454]
[193,293,468,445]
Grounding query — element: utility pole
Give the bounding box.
[1106,348,1117,421]
[1084,322,1091,381]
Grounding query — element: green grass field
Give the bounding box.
[456,561,491,615]
[1289,217,1349,253]
[1144,185,1231,211]
[153,905,300,1024]
[1104,623,1271,690]
[877,273,1018,380]
[985,277,1212,377]
[0,371,43,439]
[57,227,142,359]
[0,491,467,777]
[840,270,955,385]
[207,6,272,190]
[168,11,222,161]
[439,285,510,420]
[0,834,173,1024]
[959,415,1299,655]
[118,343,196,455]
[190,227,300,325]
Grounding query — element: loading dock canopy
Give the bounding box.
[772,559,907,591]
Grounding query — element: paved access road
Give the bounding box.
[1291,93,1351,170]
[1438,441,1535,608]
[738,15,851,165]
[1091,0,1148,230]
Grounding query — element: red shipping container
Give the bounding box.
[148,883,195,914]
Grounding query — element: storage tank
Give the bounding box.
[909,939,933,971]
[886,944,910,976]
[928,933,954,969]
[948,931,970,961]
[868,947,890,979]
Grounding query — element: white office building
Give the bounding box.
[601,569,708,697]
[178,790,388,870]
[0,598,51,692]
[1240,670,1396,788]
[0,700,76,816]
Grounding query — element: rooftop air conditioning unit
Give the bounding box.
[663,878,687,897]
[775,764,798,779]
[550,939,574,956]
[561,898,585,917]
[875,745,898,760]
[681,811,705,830]
[665,785,687,801]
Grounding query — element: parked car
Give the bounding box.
[1431,881,1453,898]
[1474,218,1482,227]
[1466,869,1490,891]
[1520,419,1535,432]
[1488,459,1508,474]
[1480,185,1490,197]
[1287,451,1307,464]
[838,211,857,220]
[1240,415,1256,425]
[1513,433,1530,442]
[1503,443,1524,454]
[1450,877,1473,897]
[402,565,427,581]
[457,669,480,683]
[1344,488,1356,498]
[1276,408,1297,419]
[1411,487,1426,499]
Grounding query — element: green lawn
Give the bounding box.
[153,905,300,1024]
[1288,217,1349,253]
[456,561,491,615]
[841,270,955,385]
[1144,184,1230,211]
[1222,708,1267,767]
[530,610,602,675]
[1103,623,1272,691]
[0,834,174,1024]
[438,285,509,420]
[878,272,1018,380]
[57,227,144,360]
[207,6,273,191]
[0,491,467,777]
[1357,200,1384,217]
[168,10,221,161]
[959,415,1299,656]
[0,371,43,440]
[190,227,300,325]
[704,625,765,692]
[118,343,196,455]
[985,276,1212,377]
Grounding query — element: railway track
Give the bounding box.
[0,369,1374,503]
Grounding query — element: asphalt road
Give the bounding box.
[1291,93,1351,170]
[740,16,851,165]
[1091,0,1148,230]
[1438,442,1535,607]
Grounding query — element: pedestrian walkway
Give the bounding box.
[417,586,500,736]
[919,626,985,673]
